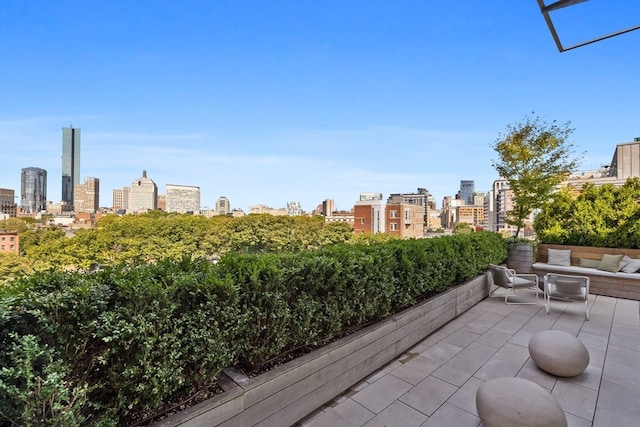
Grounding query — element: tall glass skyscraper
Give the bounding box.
[21,167,47,213]
[61,126,81,207]
[459,180,475,205]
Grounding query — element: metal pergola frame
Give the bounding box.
[537,0,640,52]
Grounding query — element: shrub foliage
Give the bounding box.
[535,177,640,248]
[1,232,505,425]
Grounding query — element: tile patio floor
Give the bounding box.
[296,293,640,427]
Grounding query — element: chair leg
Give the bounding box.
[545,291,550,314]
[585,296,590,321]
[504,286,537,305]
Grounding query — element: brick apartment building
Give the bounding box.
[0,231,19,254]
[385,202,424,238]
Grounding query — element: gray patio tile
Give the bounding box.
[432,356,478,387]
[552,381,598,422]
[608,324,640,352]
[463,312,505,335]
[550,316,584,336]
[586,309,615,325]
[593,380,640,427]
[577,330,609,351]
[400,376,458,416]
[578,319,612,338]
[299,295,638,427]
[442,329,480,348]
[612,299,640,326]
[456,341,498,365]
[493,342,530,364]
[352,374,413,414]
[520,315,559,334]
[605,346,640,369]
[365,360,402,384]
[297,406,327,426]
[602,359,640,390]
[416,330,449,349]
[565,364,603,391]
[351,380,370,392]
[302,400,370,427]
[503,310,536,325]
[516,358,557,390]
[564,412,592,427]
[447,377,484,416]
[473,356,524,381]
[391,355,441,385]
[419,341,463,364]
[362,401,428,427]
[474,329,511,349]
[482,301,516,316]
[584,346,605,369]
[455,310,482,325]
[491,319,523,335]
[331,399,375,426]
[439,317,469,334]
[508,329,534,347]
[419,402,481,427]
[518,302,546,315]
[468,300,491,315]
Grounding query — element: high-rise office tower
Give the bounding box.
[216,196,230,215]
[112,187,131,210]
[166,184,200,213]
[74,177,100,213]
[0,188,17,218]
[459,180,475,205]
[61,126,81,208]
[322,199,335,216]
[129,170,157,212]
[20,167,47,213]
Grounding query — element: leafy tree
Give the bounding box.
[0,218,30,233]
[492,114,583,237]
[453,222,473,234]
[535,178,640,248]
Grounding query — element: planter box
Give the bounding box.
[507,244,535,274]
[152,273,490,427]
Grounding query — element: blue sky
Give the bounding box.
[1,0,639,212]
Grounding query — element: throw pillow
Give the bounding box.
[621,258,640,273]
[579,258,601,268]
[597,254,624,273]
[548,249,571,266]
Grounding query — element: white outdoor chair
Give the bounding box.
[544,273,590,320]
[489,264,539,304]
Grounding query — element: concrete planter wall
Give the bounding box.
[153,273,490,427]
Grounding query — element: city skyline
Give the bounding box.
[1,1,639,212]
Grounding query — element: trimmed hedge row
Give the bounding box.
[0,232,506,426]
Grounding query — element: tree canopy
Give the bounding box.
[492,114,583,236]
[1,213,356,280]
[534,178,640,248]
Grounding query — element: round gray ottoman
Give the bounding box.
[476,377,567,427]
[528,330,589,377]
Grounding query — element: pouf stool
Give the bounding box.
[528,330,589,377]
[476,377,567,427]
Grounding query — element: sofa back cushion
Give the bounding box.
[579,258,601,268]
[597,254,624,273]
[548,249,571,266]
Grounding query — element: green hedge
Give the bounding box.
[0,232,506,426]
